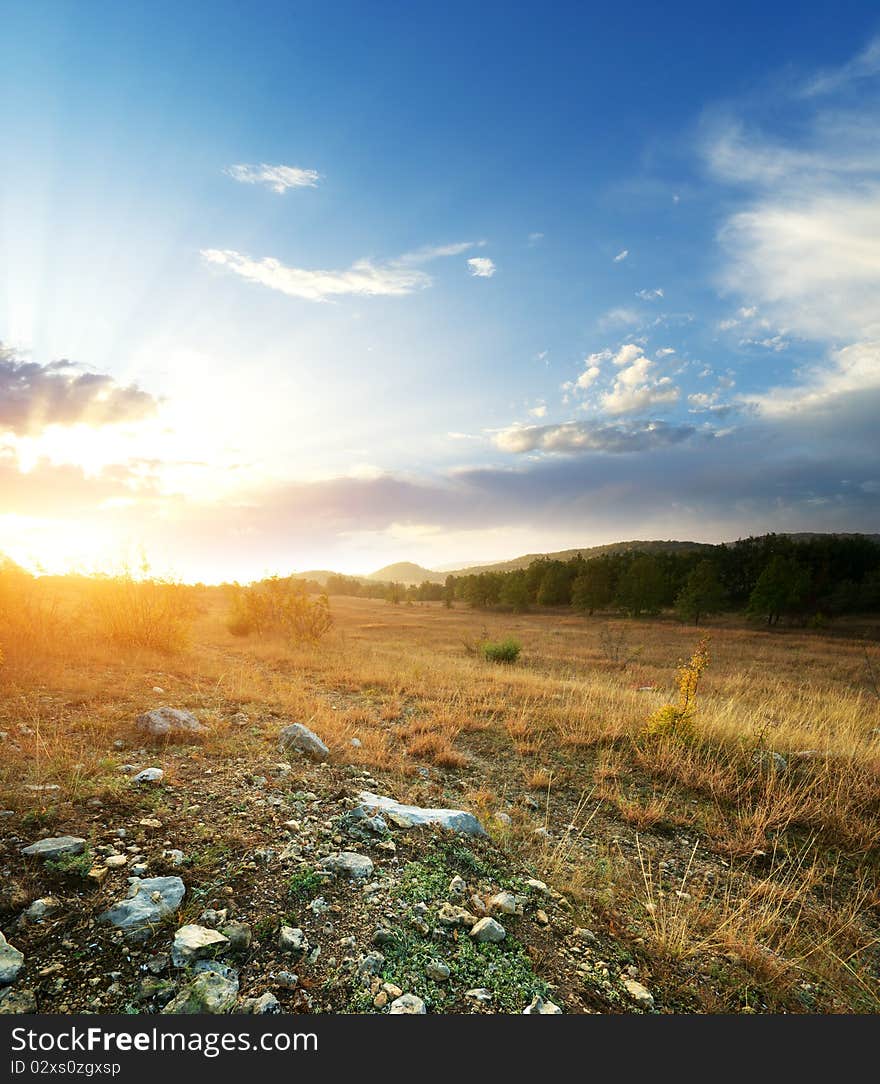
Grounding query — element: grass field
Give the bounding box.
[2,578,879,1013]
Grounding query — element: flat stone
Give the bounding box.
[23,897,61,922]
[356,792,486,836]
[0,931,24,984]
[278,723,330,761]
[437,902,479,927]
[104,855,128,868]
[425,960,451,981]
[622,977,654,1010]
[97,876,185,932]
[469,917,506,943]
[488,891,521,916]
[171,925,229,967]
[388,993,426,1014]
[318,851,374,880]
[278,927,308,958]
[221,922,252,952]
[20,836,86,861]
[238,993,280,1014]
[136,707,205,738]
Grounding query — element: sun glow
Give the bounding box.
[0,513,122,576]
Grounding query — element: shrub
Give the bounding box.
[481,637,522,664]
[87,573,194,652]
[225,576,332,644]
[644,638,710,739]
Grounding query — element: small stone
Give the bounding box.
[470,917,506,943]
[373,991,388,1008]
[425,960,450,981]
[139,818,163,829]
[132,768,164,785]
[278,927,308,958]
[488,891,520,916]
[104,855,128,868]
[0,987,37,1013]
[350,737,362,748]
[536,909,550,925]
[97,876,186,932]
[239,992,280,1014]
[20,836,86,861]
[523,994,563,1014]
[448,875,467,897]
[388,993,426,1014]
[525,879,549,894]
[161,849,186,866]
[382,982,403,998]
[87,867,108,884]
[465,988,493,1002]
[437,902,478,927]
[494,812,512,826]
[278,723,330,762]
[622,977,654,1010]
[221,922,252,953]
[274,971,299,989]
[162,971,238,1014]
[136,707,204,738]
[23,897,61,922]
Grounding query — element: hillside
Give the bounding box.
[447,539,717,576]
[366,562,446,585]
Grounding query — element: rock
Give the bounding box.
[448,875,467,897]
[465,988,493,1002]
[162,971,238,1014]
[388,993,426,1014]
[104,855,128,868]
[523,994,563,1014]
[525,879,549,894]
[278,723,330,762]
[136,707,205,738]
[574,927,597,943]
[536,909,550,925]
[318,851,374,880]
[494,812,512,826]
[221,922,252,953]
[238,993,280,1014]
[21,836,86,861]
[87,867,108,885]
[350,737,362,748]
[470,917,506,943]
[98,876,186,931]
[23,897,61,922]
[373,991,388,1008]
[0,987,36,1013]
[273,971,299,989]
[488,891,521,916]
[278,927,308,958]
[161,849,185,866]
[132,768,164,785]
[0,931,24,984]
[171,925,229,967]
[622,977,654,1010]
[752,750,788,773]
[356,792,486,836]
[356,952,385,979]
[425,960,450,981]
[437,903,479,927]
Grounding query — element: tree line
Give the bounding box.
[305,534,880,625]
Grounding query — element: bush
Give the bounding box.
[481,637,522,664]
[225,576,332,644]
[644,638,710,739]
[0,561,66,665]
[87,574,194,652]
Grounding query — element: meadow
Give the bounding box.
[1,571,879,1013]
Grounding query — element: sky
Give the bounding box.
[1,0,879,582]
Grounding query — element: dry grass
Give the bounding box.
[1,582,879,1011]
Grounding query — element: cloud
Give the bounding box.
[201,241,481,302]
[528,232,544,245]
[467,257,496,278]
[599,307,641,329]
[636,288,664,301]
[0,346,157,436]
[801,36,880,98]
[528,402,547,418]
[223,163,320,193]
[613,249,629,262]
[600,344,680,415]
[493,419,698,455]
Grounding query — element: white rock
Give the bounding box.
[356,792,486,836]
[523,994,563,1014]
[488,891,520,916]
[21,836,86,860]
[132,768,164,785]
[23,897,61,922]
[318,851,374,879]
[98,876,186,931]
[622,977,654,1010]
[136,707,204,738]
[171,925,229,967]
[0,931,24,984]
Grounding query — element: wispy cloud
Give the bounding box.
[202,241,477,302]
[223,163,320,193]
[613,249,628,262]
[493,418,697,454]
[467,256,496,278]
[0,345,157,436]
[801,36,880,98]
[636,287,664,301]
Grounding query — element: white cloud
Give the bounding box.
[612,343,643,367]
[528,232,544,245]
[201,241,475,302]
[801,36,880,98]
[576,365,602,391]
[636,288,664,300]
[223,163,320,194]
[529,402,547,418]
[600,307,640,329]
[599,344,680,415]
[613,249,629,262]
[467,257,496,278]
[745,340,880,417]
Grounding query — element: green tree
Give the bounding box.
[499,571,530,612]
[675,560,727,626]
[616,555,665,617]
[571,561,614,615]
[747,556,810,625]
[536,560,572,606]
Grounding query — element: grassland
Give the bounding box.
[1,577,879,1013]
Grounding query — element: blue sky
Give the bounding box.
[1,1,879,580]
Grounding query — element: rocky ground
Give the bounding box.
[0,710,659,1016]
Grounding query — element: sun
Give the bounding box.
[0,513,121,576]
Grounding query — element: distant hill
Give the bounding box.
[366,562,446,586]
[447,539,716,576]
